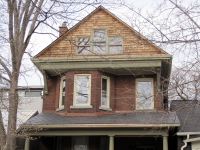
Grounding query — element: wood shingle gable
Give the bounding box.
[34,6,169,58]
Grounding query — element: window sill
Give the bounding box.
[134,109,156,112]
[70,105,93,109]
[56,106,64,111]
[99,106,112,111]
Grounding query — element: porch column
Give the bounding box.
[24,138,30,150]
[109,135,114,150]
[163,136,168,150]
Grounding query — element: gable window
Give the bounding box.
[136,78,154,110]
[72,74,92,108]
[77,29,122,54]
[57,76,66,110]
[77,37,91,54]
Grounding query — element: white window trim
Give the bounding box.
[99,76,111,111]
[135,78,154,110]
[108,35,123,54]
[58,76,66,109]
[73,74,91,107]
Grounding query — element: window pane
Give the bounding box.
[137,81,152,109]
[62,79,66,106]
[109,36,122,45]
[76,76,89,104]
[93,30,106,41]
[25,91,41,97]
[109,46,122,54]
[94,42,106,54]
[78,46,91,54]
[102,78,107,106]
[77,37,90,46]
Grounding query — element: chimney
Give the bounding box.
[59,22,68,36]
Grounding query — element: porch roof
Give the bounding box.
[22,111,179,128]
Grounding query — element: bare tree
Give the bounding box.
[0,0,124,149]
[121,0,200,101]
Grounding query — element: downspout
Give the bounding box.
[181,134,189,150]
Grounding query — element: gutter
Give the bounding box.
[20,123,180,129]
[177,132,200,150]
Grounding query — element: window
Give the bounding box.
[77,29,122,54]
[58,77,66,109]
[73,74,91,107]
[99,76,111,111]
[25,90,41,97]
[136,78,154,110]
[72,137,88,150]
[108,36,123,53]
[77,37,91,54]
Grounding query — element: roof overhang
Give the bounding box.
[32,55,172,77]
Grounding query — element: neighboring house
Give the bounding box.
[171,100,200,150]
[21,6,180,150]
[1,86,43,150]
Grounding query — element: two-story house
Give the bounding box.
[21,6,180,150]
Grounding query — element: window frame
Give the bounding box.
[92,29,107,54]
[76,29,123,54]
[76,36,91,54]
[73,74,91,107]
[99,76,111,110]
[24,90,41,97]
[108,35,123,54]
[58,76,66,109]
[135,78,154,110]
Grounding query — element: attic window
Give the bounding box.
[77,29,122,54]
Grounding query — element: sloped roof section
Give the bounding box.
[34,6,169,58]
[24,112,179,126]
[171,100,200,132]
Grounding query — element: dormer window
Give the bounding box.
[136,78,154,110]
[77,29,122,54]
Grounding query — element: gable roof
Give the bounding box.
[34,5,169,58]
[171,100,200,132]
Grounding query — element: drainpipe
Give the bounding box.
[181,134,189,150]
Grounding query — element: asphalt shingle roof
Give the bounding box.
[24,111,179,125]
[171,100,200,132]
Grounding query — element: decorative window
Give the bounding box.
[58,76,66,108]
[136,78,154,110]
[99,76,111,111]
[72,137,88,150]
[77,29,122,54]
[73,74,91,106]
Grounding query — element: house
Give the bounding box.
[170,100,200,150]
[0,86,43,150]
[20,6,180,150]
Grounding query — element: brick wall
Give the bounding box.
[42,70,164,115]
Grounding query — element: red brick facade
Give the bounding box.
[42,70,163,115]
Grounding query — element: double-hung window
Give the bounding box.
[73,74,91,107]
[136,78,154,110]
[77,37,91,54]
[93,29,107,54]
[99,76,111,111]
[108,36,122,53]
[58,77,66,110]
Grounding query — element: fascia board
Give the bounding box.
[177,132,200,136]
